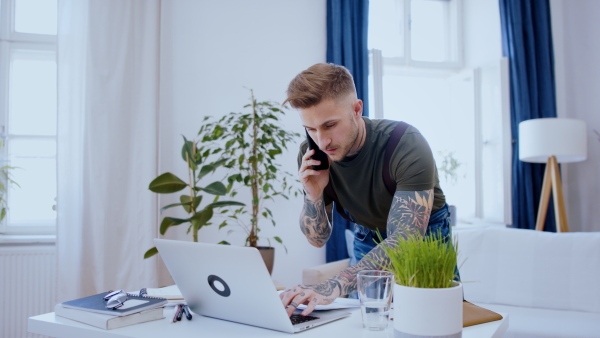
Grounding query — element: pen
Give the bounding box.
[183,305,193,320]
[176,304,184,321]
[172,304,183,323]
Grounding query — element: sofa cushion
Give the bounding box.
[475,302,600,338]
[302,258,350,286]
[455,227,600,313]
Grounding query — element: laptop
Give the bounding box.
[154,238,351,333]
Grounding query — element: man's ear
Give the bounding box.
[353,99,363,117]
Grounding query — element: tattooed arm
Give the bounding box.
[297,148,334,248]
[281,189,433,316]
[329,189,433,295]
[299,196,333,247]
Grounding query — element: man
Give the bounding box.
[279,63,452,316]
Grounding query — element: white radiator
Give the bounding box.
[0,245,56,338]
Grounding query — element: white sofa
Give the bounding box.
[455,226,600,338]
[303,226,600,337]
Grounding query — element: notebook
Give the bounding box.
[54,303,164,330]
[154,238,351,333]
[61,291,168,317]
[463,301,503,327]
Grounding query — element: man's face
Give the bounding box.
[300,94,363,162]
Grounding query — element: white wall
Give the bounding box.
[157,0,327,288]
[551,0,600,232]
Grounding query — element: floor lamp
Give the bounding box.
[518,118,587,232]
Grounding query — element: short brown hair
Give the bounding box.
[284,63,356,109]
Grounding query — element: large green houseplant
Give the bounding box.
[143,134,244,259]
[198,90,300,270]
[382,230,462,336]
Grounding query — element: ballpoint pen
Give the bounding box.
[172,304,183,323]
[182,305,193,320]
[176,304,184,321]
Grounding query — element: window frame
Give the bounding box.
[405,0,463,68]
[371,0,463,69]
[0,0,57,235]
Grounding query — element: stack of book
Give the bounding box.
[55,290,168,330]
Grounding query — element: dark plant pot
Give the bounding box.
[257,246,275,275]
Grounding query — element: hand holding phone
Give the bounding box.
[305,130,329,171]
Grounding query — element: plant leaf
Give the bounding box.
[192,207,214,228]
[144,247,159,259]
[198,164,216,179]
[159,217,188,235]
[180,195,193,213]
[267,148,282,157]
[263,183,272,193]
[193,195,202,209]
[207,200,245,208]
[227,174,242,184]
[149,173,187,193]
[181,137,198,169]
[159,202,186,213]
[202,181,227,195]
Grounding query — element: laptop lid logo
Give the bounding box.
[208,275,231,297]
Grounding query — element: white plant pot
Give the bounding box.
[393,282,463,337]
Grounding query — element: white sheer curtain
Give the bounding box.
[57,0,162,302]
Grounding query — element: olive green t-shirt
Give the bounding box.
[298,117,446,233]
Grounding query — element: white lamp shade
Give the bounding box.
[519,118,587,163]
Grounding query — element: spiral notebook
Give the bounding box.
[61,291,168,317]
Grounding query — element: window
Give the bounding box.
[369,0,462,68]
[368,0,511,225]
[0,0,57,234]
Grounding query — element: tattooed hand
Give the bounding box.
[298,148,330,202]
[279,280,341,317]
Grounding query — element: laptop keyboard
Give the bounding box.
[290,314,320,325]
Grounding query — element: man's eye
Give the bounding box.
[326,124,335,128]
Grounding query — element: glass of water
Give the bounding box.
[357,270,394,331]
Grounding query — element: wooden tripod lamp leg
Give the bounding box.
[535,157,553,231]
[535,155,570,232]
[550,156,570,232]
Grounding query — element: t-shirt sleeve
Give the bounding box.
[390,128,437,192]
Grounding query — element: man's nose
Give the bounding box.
[315,132,330,149]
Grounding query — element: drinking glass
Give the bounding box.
[357,270,394,331]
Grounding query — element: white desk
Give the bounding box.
[29,307,508,338]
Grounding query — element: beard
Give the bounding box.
[326,116,361,162]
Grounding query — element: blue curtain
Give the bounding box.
[327,0,369,117]
[325,0,369,262]
[499,0,557,231]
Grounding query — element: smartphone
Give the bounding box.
[305,129,329,171]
